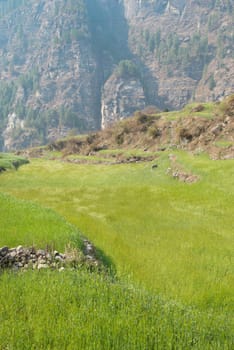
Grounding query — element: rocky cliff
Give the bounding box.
[101,71,146,129]
[0,0,233,150]
[123,0,234,106]
[0,0,102,150]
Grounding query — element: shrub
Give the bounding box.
[135,111,151,124]
[116,60,139,79]
[208,74,216,90]
[148,126,161,138]
[86,133,97,145]
[220,94,234,117]
[142,105,160,115]
[115,133,124,145]
[191,104,205,112]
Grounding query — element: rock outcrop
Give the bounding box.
[124,0,234,110]
[101,75,146,128]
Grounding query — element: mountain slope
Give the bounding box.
[123,0,234,105]
[0,0,233,150]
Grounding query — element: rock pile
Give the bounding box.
[166,154,199,184]
[0,242,100,272]
[171,170,199,183]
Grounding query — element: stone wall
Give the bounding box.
[0,241,99,272]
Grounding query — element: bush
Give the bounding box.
[142,105,160,115]
[135,111,154,126]
[148,126,161,138]
[115,133,124,145]
[220,94,234,117]
[116,60,139,79]
[191,104,205,112]
[208,74,216,90]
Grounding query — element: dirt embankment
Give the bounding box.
[21,96,234,162]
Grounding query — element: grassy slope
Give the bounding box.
[0,152,233,310]
[0,154,233,349]
[1,270,232,350]
[0,192,81,251]
[0,97,233,348]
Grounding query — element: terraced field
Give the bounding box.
[0,149,233,349]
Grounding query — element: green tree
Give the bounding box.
[116,60,139,78]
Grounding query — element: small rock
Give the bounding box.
[13,264,19,271]
[16,245,23,253]
[211,124,223,136]
[37,249,45,257]
[38,263,49,270]
[9,251,17,259]
[46,252,52,260]
[151,164,158,169]
[0,246,9,257]
[9,248,16,252]
[86,255,94,261]
[55,255,64,262]
[38,258,47,264]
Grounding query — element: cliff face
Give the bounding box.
[122,0,234,108]
[102,0,233,126]
[0,0,233,150]
[0,0,102,150]
[101,74,146,129]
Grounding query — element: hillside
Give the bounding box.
[23,95,234,162]
[0,0,233,150]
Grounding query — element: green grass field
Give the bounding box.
[0,152,29,171]
[0,151,233,348]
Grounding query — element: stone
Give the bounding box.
[55,255,64,262]
[0,243,100,271]
[37,249,45,257]
[151,164,158,169]
[16,245,23,253]
[38,263,49,270]
[101,75,146,129]
[38,258,47,264]
[86,255,94,261]
[211,124,223,136]
[46,252,52,260]
[0,246,9,257]
[13,264,19,271]
[9,251,17,259]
